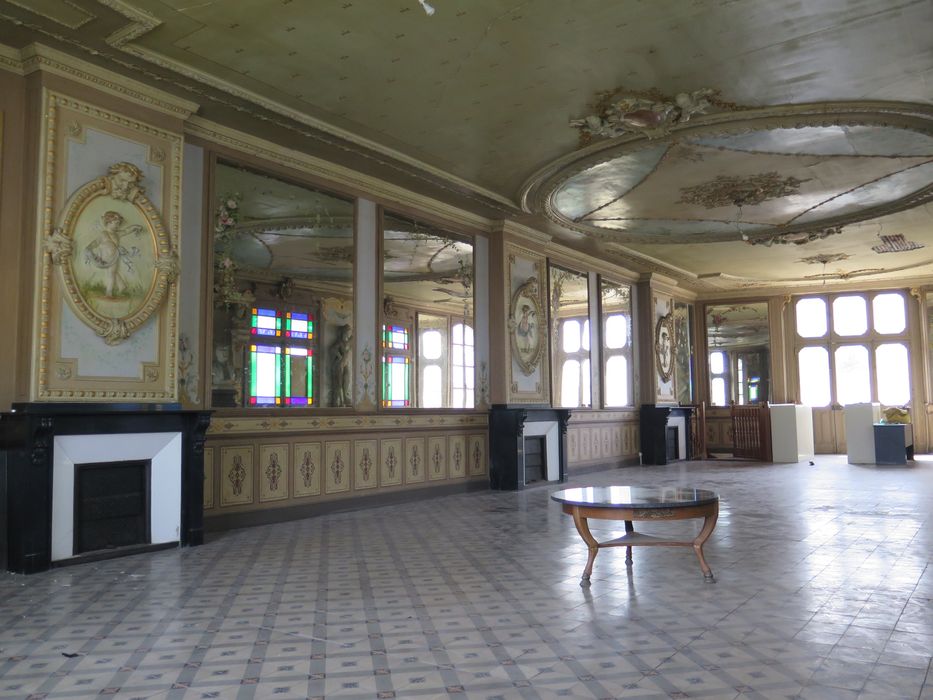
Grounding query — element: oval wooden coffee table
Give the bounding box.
[551,485,719,585]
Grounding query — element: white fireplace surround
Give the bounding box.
[668,415,687,461]
[52,432,183,561]
[524,421,560,481]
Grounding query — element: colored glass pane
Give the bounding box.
[251,307,281,337]
[382,324,409,350]
[286,311,313,339]
[382,354,411,407]
[249,344,282,406]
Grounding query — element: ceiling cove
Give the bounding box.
[522,100,933,246]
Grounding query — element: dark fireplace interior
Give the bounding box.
[524,436,546,483]
[74,460,151,555]
[665,426,679,461]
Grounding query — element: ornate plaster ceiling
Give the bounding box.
[529,112,933,244]
[1,0,932,291]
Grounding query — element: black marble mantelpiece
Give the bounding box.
[640,404,693,465]
[0,403,211,574]
[489,405,571,490]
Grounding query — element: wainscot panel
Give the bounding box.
[204,412,488,529]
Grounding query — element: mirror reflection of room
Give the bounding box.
[550,266,591,408]
[381,213,474,409]
[211,161,354,409]
[705,302,770,407]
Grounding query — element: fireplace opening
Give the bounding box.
[524,436,547,484]
[665,426,679,461]
[74,460,151,555]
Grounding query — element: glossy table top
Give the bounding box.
[551,485,719,509]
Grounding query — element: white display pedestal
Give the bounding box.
[770,404,814,463]
[845,402,881,464]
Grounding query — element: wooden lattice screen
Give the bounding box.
[731,402,773,461]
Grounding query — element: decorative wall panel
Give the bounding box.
[405,437,425,484]
[427,436,447,481]
[380,438,403,486]
[354,439,377,490]
[293,442,322,497]
[566,411,639,470]
[35,90,182,401]
[505,245,549,404]
[468,434,487,476]
[259,443,289,502]
[448,435,466,478]
[220,445,253,506]
[203,447,214,509]
[324,440,351,494]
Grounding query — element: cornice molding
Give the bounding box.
[0,42,199,119]
[186,116,496,234]
[91,13,517,212]
[496,220,552,246]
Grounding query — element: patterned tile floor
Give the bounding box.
[1,455,932,700]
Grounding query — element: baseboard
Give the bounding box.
[566,455,640,476]
[204,479,489,533]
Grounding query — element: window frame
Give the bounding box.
[598,276,635,408]
[793,290,912,407]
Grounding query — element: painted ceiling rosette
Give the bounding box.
[521,99,933,246]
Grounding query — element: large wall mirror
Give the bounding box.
[382,212,474,409]
[705,302,770,407]
[211,161,354,409]
[550,266,591,408]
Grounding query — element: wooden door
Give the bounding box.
[812,406,846,453]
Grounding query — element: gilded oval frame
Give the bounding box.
[509,276,545,376]
[47,163,177,345]
[655,312,675,383]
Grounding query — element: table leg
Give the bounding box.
[693,504,719,583]
[624,520,634,566]
[571,507,599,586]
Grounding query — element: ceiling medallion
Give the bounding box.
[679,172,808,209]
[799,252,851,265]
[744,226,842,247]
[569,87,736,144]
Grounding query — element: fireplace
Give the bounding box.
[74,460,150,555]
[0,403,211,574]
[640,404,693,465]
[489,406,571,490]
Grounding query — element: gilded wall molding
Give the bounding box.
[0,43,198,118]
[35,90,182,400]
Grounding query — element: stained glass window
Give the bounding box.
[382,354,411,407]
[249,344,282,406]
[248,307,315,407]
[251,307,281,337]
[383,325,409,350]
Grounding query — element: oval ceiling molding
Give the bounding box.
[520,101,933,245]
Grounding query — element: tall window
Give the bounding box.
[558,318,591,408]
[451,322,475,408]
[247,307,315,406]
[382,323,411,408]
[795,291,911,407]
[551,266,591,408]
[601,279,633,407]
